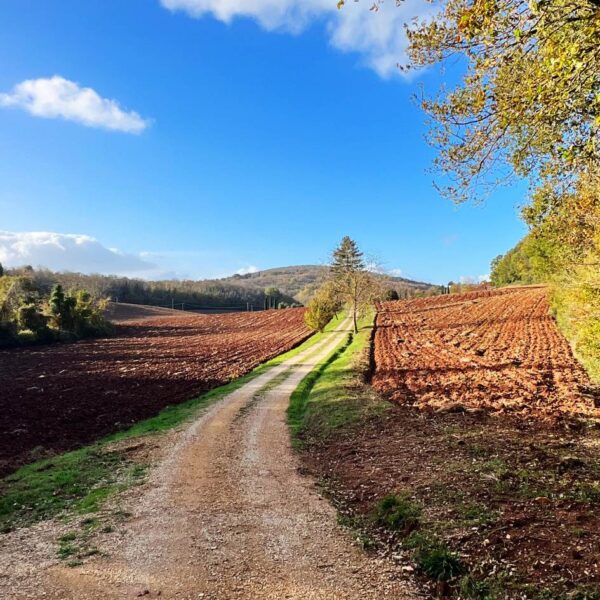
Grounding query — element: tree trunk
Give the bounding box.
[352,305,358,334]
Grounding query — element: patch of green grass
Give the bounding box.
[523,585,600,600]
[405,532,464,582]
[56,534,100,562]
[480,458,509,478]
[288,312,389,445]
[457,503,497,526]
[59,531,78,543]
[57,542,78,559]
[80,516,99,528]
[66,560,83,568]
[571,483,600,504]
[287,332,353,442]
[373,494,421,533]
[459,574,494,599]
[468,445,488,458]
[0,447,126,532]
[337,512,376,550]
[458,573,516,599]
[75,485,115,514]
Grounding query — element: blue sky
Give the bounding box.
[0,0,527,285]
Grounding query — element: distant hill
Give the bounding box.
[8,265,437,312]
[221,265,437,305]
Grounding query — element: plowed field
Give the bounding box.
[0,309,310,475]
[372,286,598,419]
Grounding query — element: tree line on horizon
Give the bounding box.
[4,266,299,312]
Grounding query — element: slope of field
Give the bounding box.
[0,309,310,475]
[104,301,200,322]
[373,286,598,419]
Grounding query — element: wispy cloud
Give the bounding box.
[441,234,459,247]
[160,0,434,78]
[0,76,150,133]
[0,232,266,281]
[235,265,259,275]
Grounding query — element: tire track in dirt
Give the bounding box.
[26,317,418,600]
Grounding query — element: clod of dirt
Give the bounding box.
[557,456,586,473]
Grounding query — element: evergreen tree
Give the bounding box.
[330,237,377,333]
[331,236,365,276]
[49,284,66,320]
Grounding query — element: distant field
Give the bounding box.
[373,286,598,420]
[0,308,310,475]
[105,301,200,322]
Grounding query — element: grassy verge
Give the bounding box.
[287,312,389,446]
[0,319,345,533]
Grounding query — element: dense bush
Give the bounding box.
[304,283,343,332]
[0,278,112,348]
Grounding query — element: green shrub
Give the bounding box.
[49,285,112,339]
[373,494,421,533]
[417,542,463,581]
[16,329,38,344]
[459,575,493,599]
[16,303,46,331]
[405,532,464,582]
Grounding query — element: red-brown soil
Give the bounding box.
[0,309,310,475]
[300,287,600,596]
[372,286,598,420]
[304,407,600,597]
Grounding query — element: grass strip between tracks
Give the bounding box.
[0,314,346,533]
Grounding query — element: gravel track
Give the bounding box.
[6,317,418,600]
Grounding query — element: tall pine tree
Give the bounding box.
[330,236,376,333]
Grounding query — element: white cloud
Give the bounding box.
[160,0,434,78]
[235,265,259,275]
[0,231,157,276]
[0,76,150,133]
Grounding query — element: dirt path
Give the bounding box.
[14,317,418,600]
